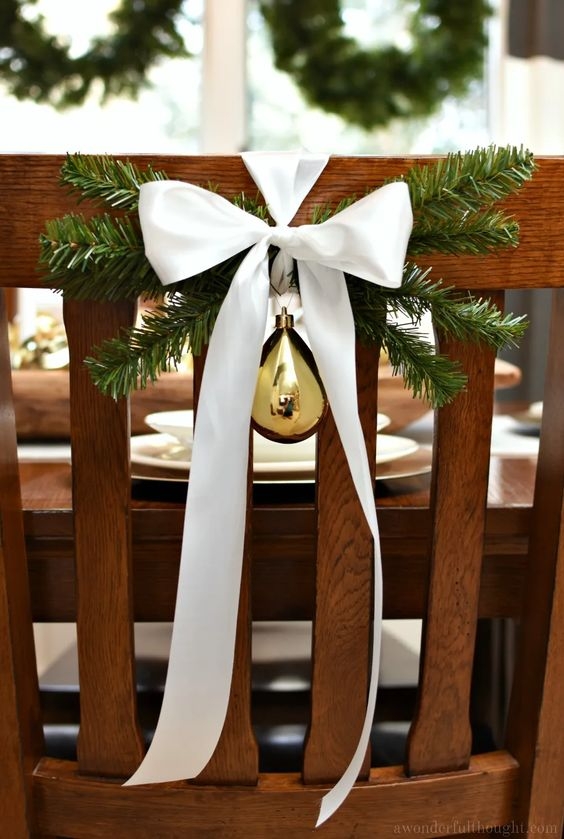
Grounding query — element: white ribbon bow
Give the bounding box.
[125,152,413,826]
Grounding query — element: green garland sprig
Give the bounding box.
[38,146,533,407]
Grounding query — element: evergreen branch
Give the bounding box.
[85,290,225,398]
[39,213,163,300]
[313,147,532,255]
[349,263,527,354]
[381,323,467,407]
[60,153,168,212]
[311,195,358,224]
[430,294,527,350]
[59,155,271,218]
[409,209,520,255]
[231,191,270,219]
[346,274,388,344]
[383,263,528,351]
[401,146,536,218]
[39,211,250,302]
[349,263,527,405]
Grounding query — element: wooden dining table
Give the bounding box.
[19,434,536,625]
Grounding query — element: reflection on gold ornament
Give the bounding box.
[252,307,327,443]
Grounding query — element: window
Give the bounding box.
[1,0,491,155]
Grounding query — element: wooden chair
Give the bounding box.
[2,154,564,837]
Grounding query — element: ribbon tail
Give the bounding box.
[298,263,383,827]
[125,242,270,786]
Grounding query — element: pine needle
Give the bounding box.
[61,153,168,211]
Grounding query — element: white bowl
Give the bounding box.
[144,410,194,449]
[144,409,391,452]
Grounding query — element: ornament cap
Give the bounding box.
[275,306,294,329]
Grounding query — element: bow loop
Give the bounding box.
[268,182,413,287]
[139,180,269,286]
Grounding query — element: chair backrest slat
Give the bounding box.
[0,290,44,836]
[64,297,144,775]
[407,298,499,776]
[525,542,564,830]
[506,287,564,822]
[304,343,378,783]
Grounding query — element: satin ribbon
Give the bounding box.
[124,152,413,826]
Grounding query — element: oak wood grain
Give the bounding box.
[3,286,17,320]
[506,288,564,829]
[32,751,518,839]
[303,343,378,783]
[64,298,144,776]
[407,293,500,775]
[0,290,44,837]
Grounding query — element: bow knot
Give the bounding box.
[268,224,301,250]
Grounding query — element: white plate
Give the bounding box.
[130,442,432,484]
[143,409,392,449]
[375,446,432,481]
[130,432,419,481]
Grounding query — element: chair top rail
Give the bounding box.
[1,154,564,290]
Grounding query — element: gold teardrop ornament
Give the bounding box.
[251,308,327,443]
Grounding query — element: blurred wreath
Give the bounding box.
[259,0,492,129]
[0,0,188,107]
[0,0,491,128]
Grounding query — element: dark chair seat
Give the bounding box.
[42,655,495,771]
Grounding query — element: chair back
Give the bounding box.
[2,153,564,837]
